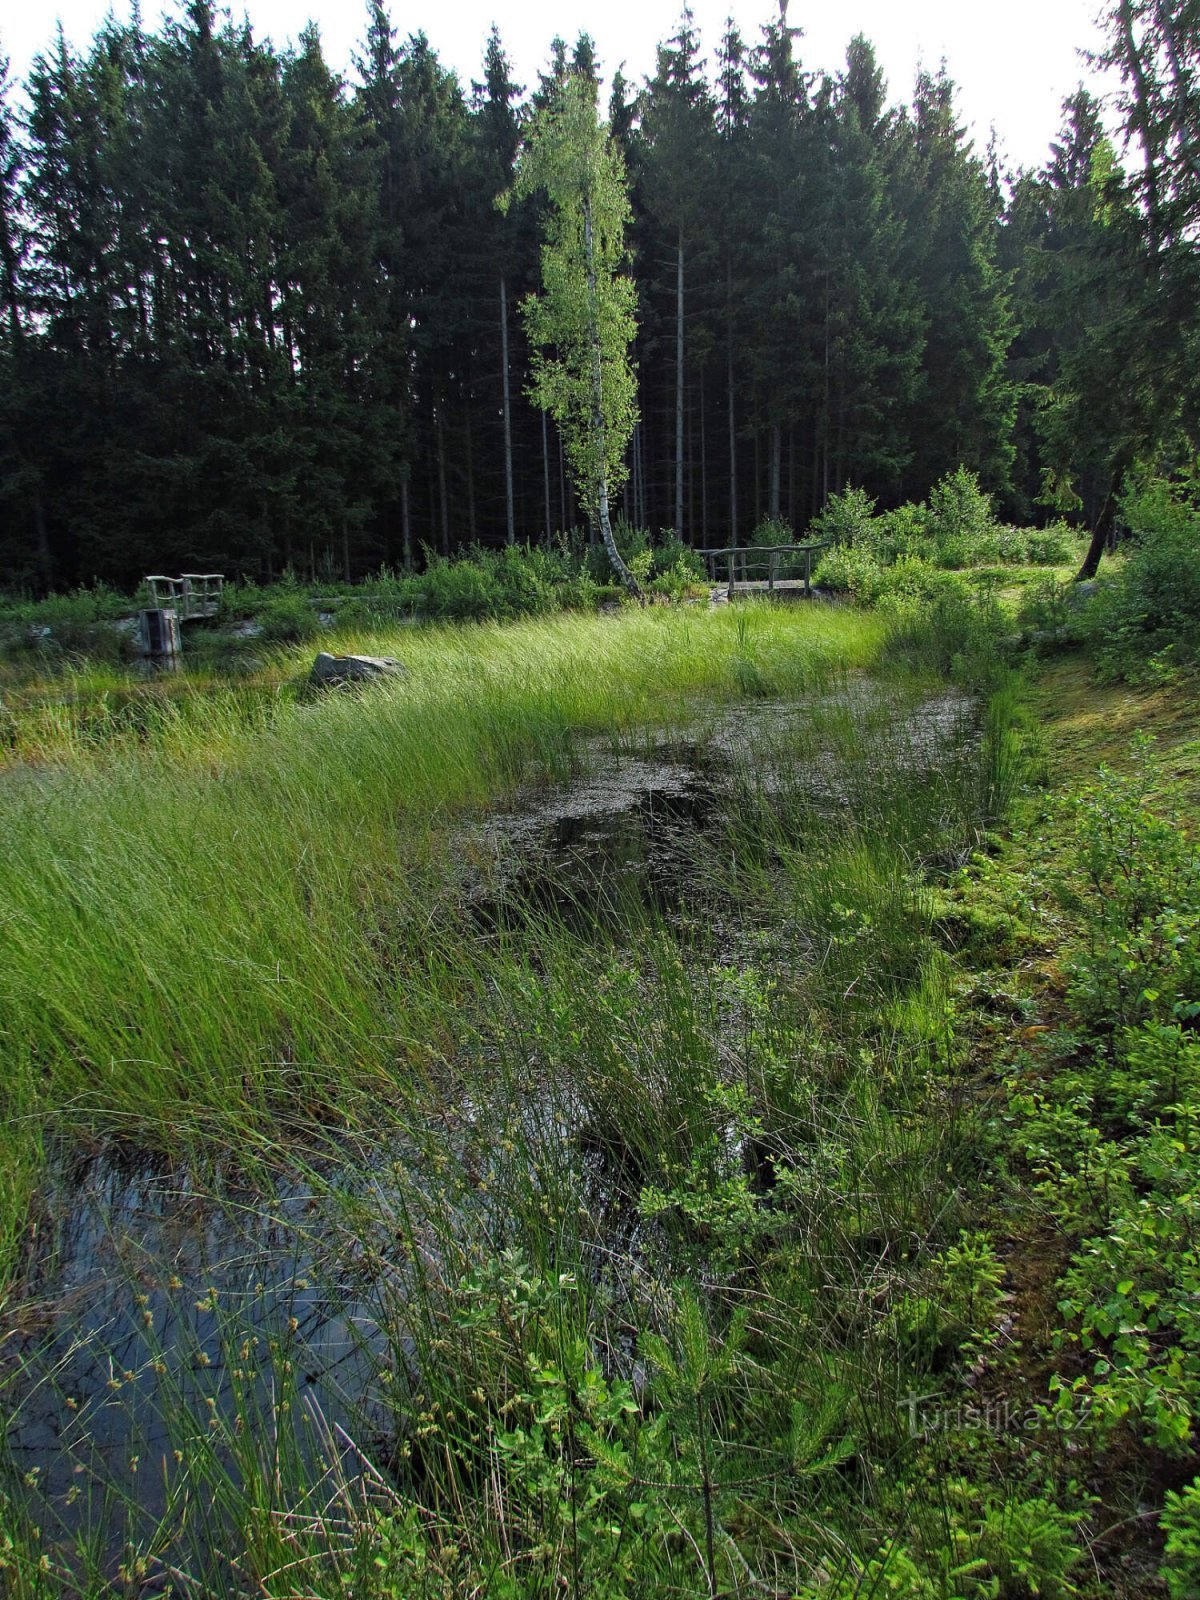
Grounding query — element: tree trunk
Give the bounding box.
[637,415,647,527]
[500,276,515,545]
[727,291,737,541]
[558,425,568,533]
[435,399,450,556]
[584,192,640,597]
[631,419,642,531]
[700,375,708,546]
[401,475,413,570]
[769,424,781,521]
[1076,449,1136,580]
[788,423,796,528]
[675,228,685,539]
[542,408,553,543]
[465,401,477,543]
[33,480,52,594]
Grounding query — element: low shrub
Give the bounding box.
[872,501,933,563]
[256,591,320,643]
[1083,477,1200,683]
[1161,1479,1200,1600]
[1026,523,1077,566]
[811,485,877,546]
[420,554,507,621]
[813,543,882,596]
[927,466,996,550]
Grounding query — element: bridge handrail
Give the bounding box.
[695,541,829,598]
[144,572,225,619]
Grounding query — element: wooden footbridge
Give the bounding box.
[144,573,225,620]
[698,543,829,600]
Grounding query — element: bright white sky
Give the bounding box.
[0,0,1120,173]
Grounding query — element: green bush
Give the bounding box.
[420,554,507,620]
[1026,523,1076,566]
[927,466,996,550]
[257,592,320,643]
[811,485,877,546]
[814,543,882,596]
[872,501,933,563]
[1083,477,1200,682]
[1161,1479,1200,1600]
[749,515,793,548]
[648,532,705,582]
[582,518,650,583]
[216,580,266,623]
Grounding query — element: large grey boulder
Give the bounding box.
[310,651,406,687]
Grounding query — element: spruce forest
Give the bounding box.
[0,0,1192,590]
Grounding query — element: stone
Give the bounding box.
[310,651,406,687]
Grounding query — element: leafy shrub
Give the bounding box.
[420,555,506,621]
[1026,523,1076,566]
[1017,573,1076,640]
[873,556,972,606]
[1015,743,1200,1454]
[649,554,707,600]
[872,501,933,563]
[648,532,705,583]
[217,580,265,622]
[814,543,882,596]
[1083,477,1200,683]
[487,545,560,616]
[1161,1479,1200,1600]
[749,515,793,547]
[927,466,996,550]
[257,592,320,643]
[582,518,650,583]
[811,485,877,546]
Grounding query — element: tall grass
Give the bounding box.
[0,608,885,1222]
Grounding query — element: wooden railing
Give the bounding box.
[696,543,829,600]
[143,574,225,620]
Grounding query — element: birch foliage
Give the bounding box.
[505,74,639,589]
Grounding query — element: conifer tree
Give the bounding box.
[900,69,1015,496]
[639,7,715,540]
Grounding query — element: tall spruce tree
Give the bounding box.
[900,69,1015,497]
[746,17,813,522]
[714,19,751,537]
[639,8,715,540]
[818,39,924,503]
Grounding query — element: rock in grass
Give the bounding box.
[310,652,406,687]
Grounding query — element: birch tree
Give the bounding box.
[505,72,642,595]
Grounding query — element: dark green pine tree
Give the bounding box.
[278,24,394,579]
[21,23,143,580]
[1015,86,1180,573]
[353,0,415,564]
[714,18,751,538]
[0,49,53,588]
[746,15,817,524]
[818,37,924,504]
[394,32,473,554]
[638,7,716,541]
[900,69,1015,498]
[471,25,527,545]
